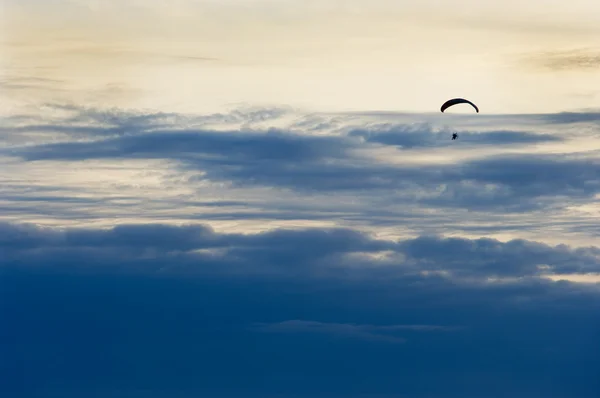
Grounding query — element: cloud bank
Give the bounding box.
[2,221,600,398]
[2,103,600,398]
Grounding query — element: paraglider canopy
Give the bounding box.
[440,98,479,113]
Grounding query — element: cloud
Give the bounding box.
[2,221,600,398]
[253,320,407,344]
[0,75,66,91]
[428,153,600,211]
[2,104,600,257]
[58,46,220,63]
[9,128,598,213]
[252,320,462,344]
[13,128,351,164]
[2,105,600,246]
[349,124,561,148]
[525,48,600,71]
[542,111,600,124]
[2,221,600,281]
[399,235,600,278]
[4,6,600,395]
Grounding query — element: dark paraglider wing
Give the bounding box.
[440,98,479,113]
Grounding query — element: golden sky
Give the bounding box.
[2,0,600,114]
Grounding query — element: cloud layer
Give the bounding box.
[2,221,600,398]
[2,103,600,398]
[4,105,600,220]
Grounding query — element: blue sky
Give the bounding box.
[1,1,600,398]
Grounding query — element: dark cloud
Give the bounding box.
[10,128,351,163]
[349,124,561,148]
[1,222,600,398]
[8,125,598,213]
[542,111,600,124]
[208,152,600,213]
[426,154,600,211]
[399,235,600,277]
[4,102,600,398]
[2,221,599,284]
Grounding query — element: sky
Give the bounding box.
[1,1,600,397]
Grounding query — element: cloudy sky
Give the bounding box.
[1,1,600,397]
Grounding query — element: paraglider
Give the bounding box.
[440,98,479,113]
[441,98,478,141]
